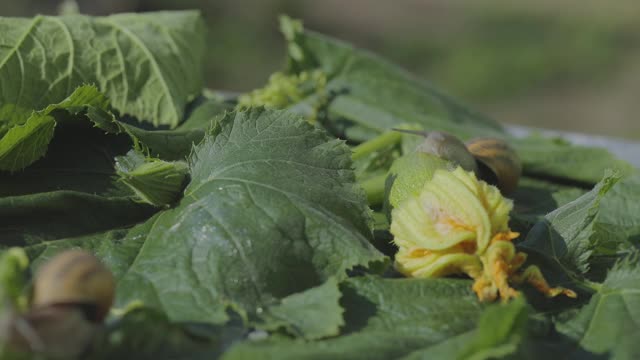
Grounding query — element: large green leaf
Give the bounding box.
[0,85,113,171]
[256,278,344,340]
[119,97,229,161]
[0,87,226,244]
[223,276,486,360]
[592,171,640,257]
[339,276,483,335]
[90,307,247,360]
[401,299,528,360]
[27,108,383,323]
[0,192,155,247]
[514,135,633,185]
[24,215,161,280]
[0,11,204,128]
[519,173,620,276]
[510,176,586,234]
[0,112,156,245]
[279,16,504,142]
[556,255,640,358]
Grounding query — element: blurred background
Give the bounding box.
[2,0,639,139]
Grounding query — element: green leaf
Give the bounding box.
[556,255,640,358]
[256,278,344,340]
[24,214,161,281]
[222,332,429,360]
[115,150,188,207]
[0,114,56,172]
[591,171,640,258]
[0,11,205,127]
[223,276,486,360]
[514,135,633,185]
[0,192,156,246]
[0,84,112,172]
[0,248,28,306]
[119,97,232,161]
[340,276,483,335]
[0,114,156,245]
[520,172,620,275]
[181,96,234,130]
[278,16,505,142]
[458,298,528,360]
[30,108,383,323]
[90,307,247,360]
[402,298,528,360]
[510,176,586,232]
[0,86,220,244]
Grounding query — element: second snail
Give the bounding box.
[391,129,523,195]
[0,250,115,359]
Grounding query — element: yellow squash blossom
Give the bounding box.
[391,167,576,302]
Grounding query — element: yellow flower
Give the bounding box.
[391,167,576,302]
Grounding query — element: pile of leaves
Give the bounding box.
[0,11,639,359]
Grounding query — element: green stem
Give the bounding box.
[351,131,402,161]
[577,278,603,293]
[359,173,388,206]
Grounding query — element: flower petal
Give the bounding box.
[391,168,491,251]
[395,247,481,278]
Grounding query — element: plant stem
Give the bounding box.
[359,173,388,206]
[351,131,402,161]
[567,274,603,294]
[580,279,603,292]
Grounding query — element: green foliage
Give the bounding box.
[556,255,640,358]
[402,298,528,360]
[0,11,204,128]
[0,11,638,360]
[20,108,383,325]
[521,172,621,276]
[0,248,29,308]
[255,278,344,340]
[223,276,486,360]
[277,16,504,142]
[514,135,633,184]
[0,85,112,171]
[237,70,327,113]
[115,151,189,207]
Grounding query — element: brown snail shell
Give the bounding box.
[395,129,479,173]
[2,306,98,359]
[465,138,522,194]
[32,250,115,323]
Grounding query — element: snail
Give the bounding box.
[465,138,522,195]
[32,250,115,322]
[3,305,99,359]
[395,129,478,173]
[394,129,521,194]
[0,250,115,359]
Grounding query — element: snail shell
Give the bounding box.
[465,138,522,194]
[32,250,115,323]
[396,129,479,173]
[3,306,98,359]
